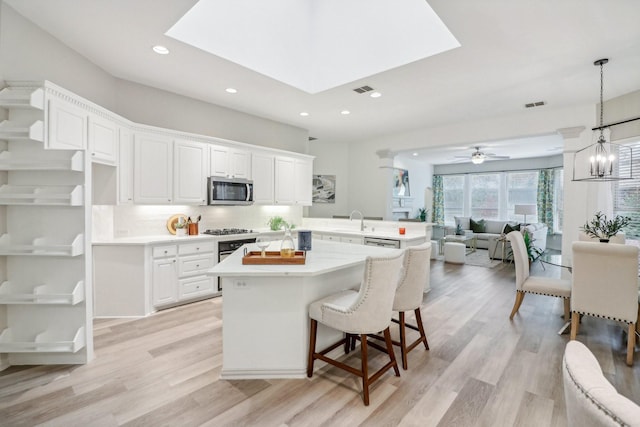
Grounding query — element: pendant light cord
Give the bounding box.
[599,61,605,140]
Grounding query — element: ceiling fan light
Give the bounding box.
[471,153,485,164]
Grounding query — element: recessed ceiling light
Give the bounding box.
[152,45,169,55]
[370,92,382,98]
[299,112,309,117]
[412,152,418,156]
[225,88,238,94]
[341,110,350,115]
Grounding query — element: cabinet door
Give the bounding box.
[118,128,134,204]
[294,158,313,206]
[152,257,178,307]
[134,133,173,204]
[174,139,207,205]
[229,148,250,179]
[88,114,118,165]
[47,98,87,150]
[209,144,229,177]
[251,152,274,204]
[274,156,295,205]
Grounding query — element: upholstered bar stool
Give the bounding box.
[390,242,432,370]
[307,252,404,406]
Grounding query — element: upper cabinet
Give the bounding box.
[118,128,133,204]
[294,157,313,206]
[47,97,87,150]
[275,155,313,206]
[209,144,250,179]
[88,114,118,165]
[174,139,207,205]
[133,133,173,204]
[251,151,275,205]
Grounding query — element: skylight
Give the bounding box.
[166,0,460,94]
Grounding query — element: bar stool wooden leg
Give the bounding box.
[399,312,407,370]
[307,319,317,377]
[415,308,430,350]
[383,327,400,377]
[361,334,370,406]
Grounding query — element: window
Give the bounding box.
[470,174,500,219]
[442,175,464,225]
[506,171,539,222]
[613,139,640,239]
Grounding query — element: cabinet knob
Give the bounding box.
[173,259,176,263]
[164,250,168,254]
[196,264,200,268]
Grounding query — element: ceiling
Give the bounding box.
[5,0,640,163]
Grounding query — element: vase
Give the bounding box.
[280,228,295,258]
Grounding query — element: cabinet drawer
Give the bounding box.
[179,275,214,300]
[179,254,215,276]
[152,245,177,258]
[323,234,339,241]
[179,241,215,256]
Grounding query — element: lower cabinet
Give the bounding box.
[152,241,216,309]
[93,239,217,317]
[152,256,178,307]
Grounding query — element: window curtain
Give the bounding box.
[537,169,554,233]
[432,175,444,225]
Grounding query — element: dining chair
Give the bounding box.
[307,252,404,406]
[506,231,571,320]
[571,241,639,366]
[563,341,640,426]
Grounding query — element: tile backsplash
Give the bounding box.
[92,205,303,239]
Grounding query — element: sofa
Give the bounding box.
[453,216,547,259]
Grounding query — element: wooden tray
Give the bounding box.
[242,250,306,265]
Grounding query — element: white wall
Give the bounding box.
[113,79,308,154]
[346,103,594,219]
[307,140,349,218]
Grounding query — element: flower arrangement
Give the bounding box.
[581,211,631,242]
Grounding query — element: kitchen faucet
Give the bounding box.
[349,210,365,231]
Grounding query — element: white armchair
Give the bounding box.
[563,341,640,426]
[571,241,639,366]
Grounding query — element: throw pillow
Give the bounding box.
[503,223,521,234]
[470,218,486,233]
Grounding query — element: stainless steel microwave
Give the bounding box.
[208,177,254,205]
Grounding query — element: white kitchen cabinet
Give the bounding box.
[274,156,295,205]
[340,236,363,245]
[88,114,118,165]
[294,157,313,206]
[251,151,274,204]
[152,256,178,308]
[0,81,93,366]
[209,144,250,179]
[133,132,173,204]
[47,97,87,150]
[174,139,207,205]
[118,128,133,204]
[275,155,313,205]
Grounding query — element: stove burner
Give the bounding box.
[203,228,252,236]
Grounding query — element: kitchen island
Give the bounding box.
[208,239,402,379]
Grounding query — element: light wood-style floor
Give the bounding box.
[1,256,638,426]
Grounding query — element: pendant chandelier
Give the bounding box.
[572,58,634,182]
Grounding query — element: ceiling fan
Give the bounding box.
[454,146,510,164]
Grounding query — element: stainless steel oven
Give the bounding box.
[217,237,256,292]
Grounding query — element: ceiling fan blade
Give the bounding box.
[488,155,510,159]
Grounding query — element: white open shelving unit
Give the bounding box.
[0,82,92,367]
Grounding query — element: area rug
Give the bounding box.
[434,248,506,269]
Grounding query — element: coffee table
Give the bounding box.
[440,234,477,255]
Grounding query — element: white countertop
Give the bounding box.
[208,239,402,277]
[92,227,426,246]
